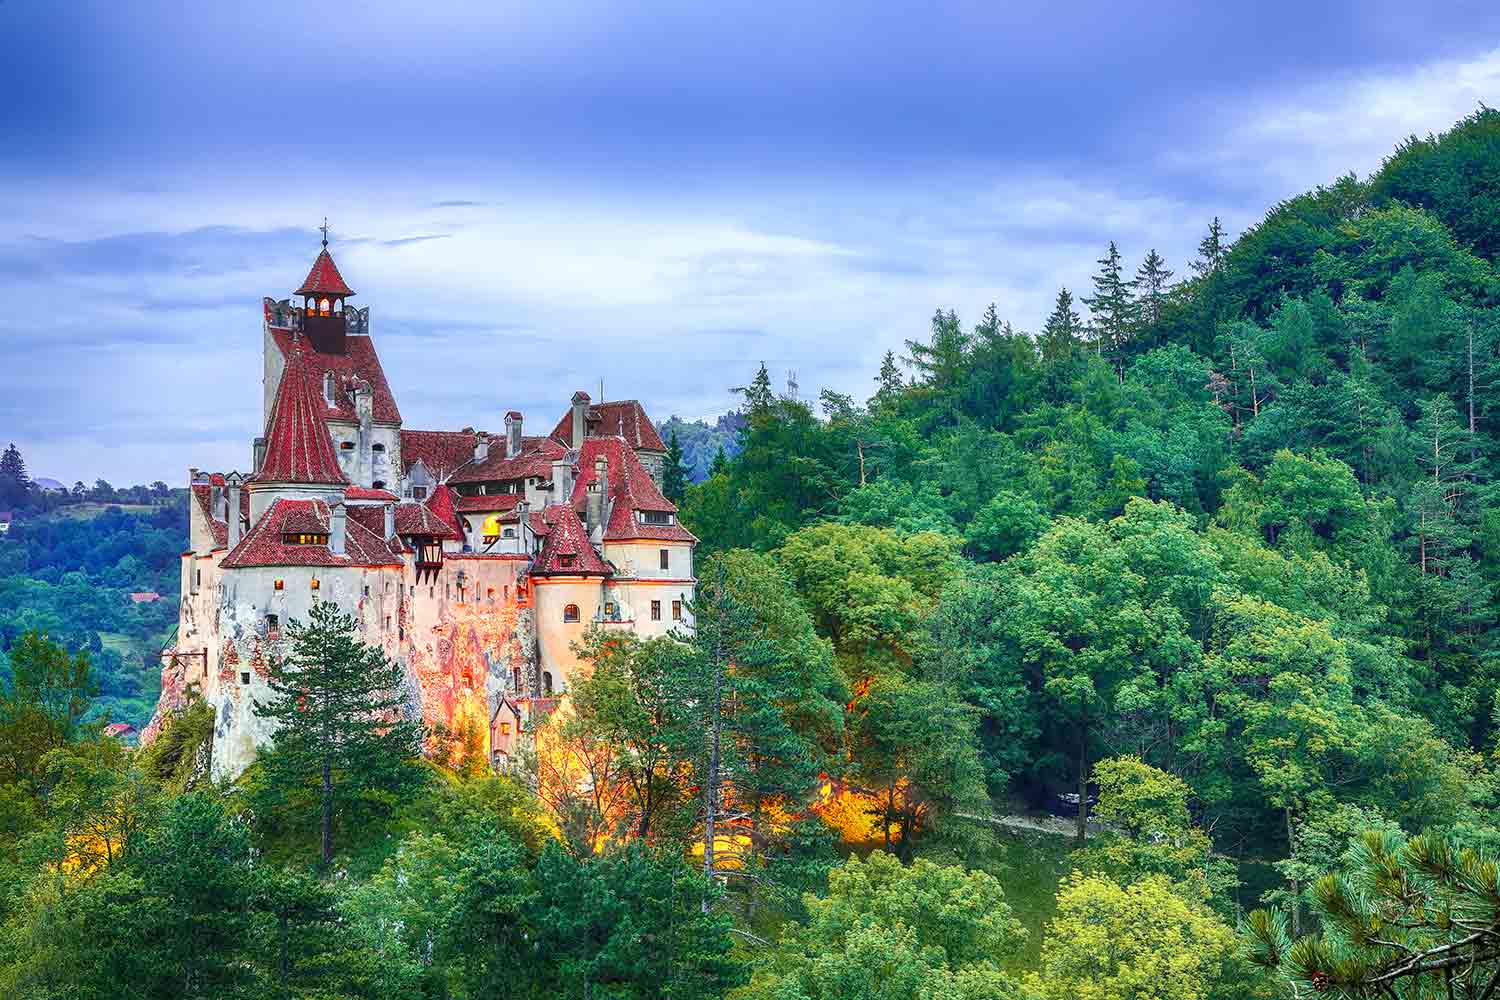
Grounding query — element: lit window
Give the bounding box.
[310,579,320,590]
[274,579,284,591]
[340,441,355,451]
[563,604,580,623]
[283,532,330,545]
[605,601,616,618]
[651,600,661,621]
[500,721,511,736]
[319,297,331,315]
[672,600,682,621]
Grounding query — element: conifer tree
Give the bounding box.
[708,445,729,478]
[1132,248,1174,330]
[1038,287,1084,364]
[1081,242,1135,374]
[663,431,688,504]
[255,600,423,865]
[871,349,905,410]
[735,363,775,415]
[1190,217,1229,276]
[0,443,29,509]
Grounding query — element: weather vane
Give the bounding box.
[319,217,330,248]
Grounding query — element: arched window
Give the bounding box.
[319,297,331,315]
[563,604,580,623]
[542,671,554,696]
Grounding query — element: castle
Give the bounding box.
[143,239,697,778]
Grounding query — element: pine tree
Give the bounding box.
[1081,242,1135,373]
[708,446,729,478]
[1038,288,1084,364]
[254,600,423,865]
[1132,249,1174,330]
[1191,217,1229,276]
[870,350,905,411]
[735,363,775,415]
[663,431,689,504]
[0,443,29,509]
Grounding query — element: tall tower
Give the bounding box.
[297,222,355,354]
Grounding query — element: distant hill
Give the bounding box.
[657,412,744,481]
[31,477,65,492]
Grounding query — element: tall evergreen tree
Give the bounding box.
[735,363,776,415]
[871,349,905,409]
[1132,248,1175,330]
[1191,217,1229,276]
[1081,242,1135,374]
[0,443,29,509]
[663,431,689,504]
[708,445,730,478]
[1038,287,1084,364]
[254,600,424,865]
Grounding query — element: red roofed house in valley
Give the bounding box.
[147,237,696,779]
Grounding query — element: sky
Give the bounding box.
[2,1,1499,485]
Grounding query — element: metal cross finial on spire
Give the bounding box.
[319,217,330,248]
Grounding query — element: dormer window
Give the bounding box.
[641,510,673,526]
[284,532,330,545]
[559,554,577,569]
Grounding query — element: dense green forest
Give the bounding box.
[0,463,183,726]
[4,110,1500,998]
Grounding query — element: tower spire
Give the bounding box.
[319,217,330,248]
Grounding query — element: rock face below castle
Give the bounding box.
[145,241,697,778]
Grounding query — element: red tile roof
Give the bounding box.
[449,436,566,485]
[454,492,523,513]
[571,437,696,543]
[269,328,401,425]
[258,350,351,486]
[532,505,610,576]
[222,498,403,569]
[295,248,355,297]
[400,429,479,478]
[128,591,162,603]
[395,501,462,539]
[549,399,666,452]
[425,484,464,536]
[345,486,400,501]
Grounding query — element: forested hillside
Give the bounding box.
[0,491,184,726]
[3,110,1500,999]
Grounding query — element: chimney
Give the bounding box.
[383,502,396,542]
[252,437,266,474]
[571,391,591,448]
[586,455,608,536]
[224,472,244,549]
[516,500,530,551]
[329,501,347,556]
[474,432,490,464]
[505,411,523,458]
[551,457,573,505]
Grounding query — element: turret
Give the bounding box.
[571,391,591,448]
[505,411,523,458]
[295,225,355,354]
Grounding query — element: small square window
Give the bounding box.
[240,672,250,685]
[274,579,284,591]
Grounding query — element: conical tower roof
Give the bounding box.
[258,350,350,485]
[296,248,355,298]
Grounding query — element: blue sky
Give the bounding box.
[2,1,1499,485]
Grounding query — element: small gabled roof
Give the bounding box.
[258,351,350,486]
[295,248,355,298]
[548,399,666,452]
[532,505,610,576]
